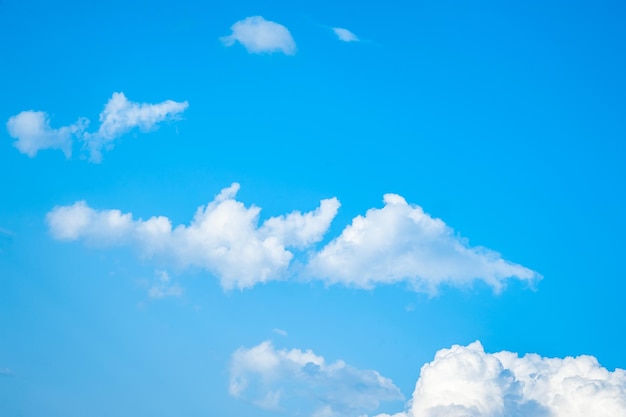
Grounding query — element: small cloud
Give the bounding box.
[83,92,189,163]
[221,16,296,55]
[230,341,403,416]
[148,270,183,299]
[6,111,87,157]
[0,227,14,237]
[0,368,14,377]
[272,328,288,337]
[332,27,359,42]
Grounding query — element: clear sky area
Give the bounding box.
[1,1,625,416]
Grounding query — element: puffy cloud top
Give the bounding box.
[221,16,296,55]
[376,341,626,417]
[47,183,340,290]
[6,111,87,157]
[308,193,539,292]
[47,187,538,292]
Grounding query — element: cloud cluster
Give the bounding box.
[376,341,626,417]
[47,186,538,292]
[219,17,360,56]
[47,183,340,290]
[332,27,359,42]
[6,92,188,162]
[221,16,296,55]
[308,193,539,292]
[230,341,403,417]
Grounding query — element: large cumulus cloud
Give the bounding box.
[376,341,626,417]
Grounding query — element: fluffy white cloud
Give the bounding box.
[221,16,296,55]
[47,188,539,292]
[6,93,188,162]
[46,200,134,243]
[6,111,87,157]
[307,193,539,292]
[376,341,626,417]
[47,183,340,290]
[83,92,189,162]
[148,270,183,299]
[332,27,359,42]
[230,341,403,417]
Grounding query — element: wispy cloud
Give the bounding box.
[46,186,538,292]
[0,368,14,377]
[148,270,183,299]
[272,328,288,337]
[230,341,403,416]
[83,92,188,162]
[221,16,296,55]
[6,111,87,157]
[332,27,359,42]
[375,341,626,417]
[46,183,339,290]
[307,193,540,293]
[6,92,188,162]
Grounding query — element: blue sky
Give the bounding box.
[1,1,626,416]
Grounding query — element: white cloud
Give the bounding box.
[47,183,340,290]
[0,367,13,376]
[261,198,341,249]
[230,341,403,417]
[375,341,626,417]
[332,27,359,42]
[307,193,539,292]
[273,328,288,337]
[83,92,189,162]
[6,111,87,157]
[148,270,183,299]
[6,93,188,162]
[47,188,538,293]
[46,200,134,243]
[221,16,296,55]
